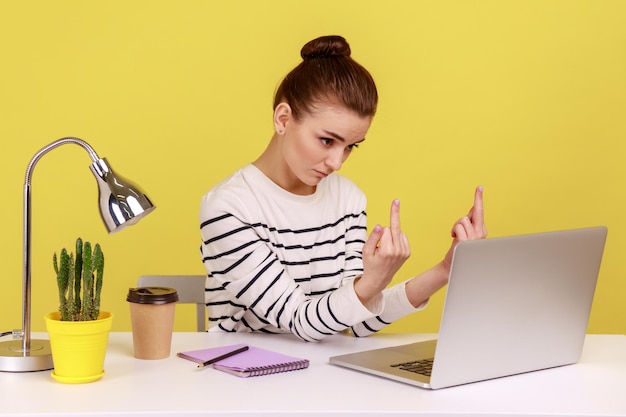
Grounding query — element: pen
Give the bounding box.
[197,345,249,368]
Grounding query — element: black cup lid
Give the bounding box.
[127,287,179,304]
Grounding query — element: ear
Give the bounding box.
[273,102,292,135]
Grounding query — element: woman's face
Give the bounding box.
[277,101,372,194]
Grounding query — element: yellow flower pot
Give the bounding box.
[44,311,113,384]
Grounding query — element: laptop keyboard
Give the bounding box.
[391,358,434,377]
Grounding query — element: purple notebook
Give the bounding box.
[177,343,309,378]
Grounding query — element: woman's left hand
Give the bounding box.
[442,186,487,271]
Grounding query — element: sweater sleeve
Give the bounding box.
[349,279,428,337]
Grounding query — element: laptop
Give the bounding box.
[329,226,608,389]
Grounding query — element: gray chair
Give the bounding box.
[137,275,207,332]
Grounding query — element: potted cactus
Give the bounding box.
[44,237,113,384]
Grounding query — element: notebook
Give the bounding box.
[178,343,309,378]
[329,226,608,389]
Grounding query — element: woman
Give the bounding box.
[199,35,486,342]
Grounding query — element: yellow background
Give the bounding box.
[0,1,624,334]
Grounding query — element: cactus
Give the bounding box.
[92,243,104,319]
[52,238,105,321]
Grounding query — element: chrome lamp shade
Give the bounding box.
[91,158,156,233]
[0,137,155,372]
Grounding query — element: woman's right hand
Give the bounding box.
[355,199,411,305]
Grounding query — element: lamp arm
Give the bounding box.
[24,137,100,185]
[21,137,102,352]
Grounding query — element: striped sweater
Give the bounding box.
[199,164,420,342]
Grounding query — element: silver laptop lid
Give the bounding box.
[329,226,607,389]
[430,226,607,388]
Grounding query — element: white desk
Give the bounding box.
[1,333,625,416]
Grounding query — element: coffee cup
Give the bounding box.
[127,287,179,359]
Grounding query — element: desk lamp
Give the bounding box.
[0,137,156,372]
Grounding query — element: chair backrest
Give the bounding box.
[137,275,207,332]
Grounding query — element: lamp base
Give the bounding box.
[0,339,53,372]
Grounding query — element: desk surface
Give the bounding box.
[1,332,625,417]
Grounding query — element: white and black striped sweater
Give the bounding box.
[199,164,421,342]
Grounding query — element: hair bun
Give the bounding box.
[301,35,351,60]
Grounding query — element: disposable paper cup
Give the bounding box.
[127,287,178,360]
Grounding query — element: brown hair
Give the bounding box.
[273,35,378,120]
